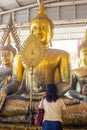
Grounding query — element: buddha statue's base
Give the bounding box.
[0,95,87,126]
[0,124,41,130]
[0,123,87,130]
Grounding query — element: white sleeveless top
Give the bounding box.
[39,98,66,122]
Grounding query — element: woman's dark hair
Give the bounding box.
[46,84,59,102]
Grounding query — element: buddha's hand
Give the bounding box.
[57,82,70,96]
[0,90,7,110]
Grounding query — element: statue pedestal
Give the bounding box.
[0,123,87,130]
[0,96,87,126]
[0,124,41,130]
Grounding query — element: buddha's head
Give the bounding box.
[30,2,54,48]
[78,30,87,67]
[0,35,16,66]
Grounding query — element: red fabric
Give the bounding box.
[34,108,44,126]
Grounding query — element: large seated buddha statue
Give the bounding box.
[0,2,71,106]
[0,2,71,124]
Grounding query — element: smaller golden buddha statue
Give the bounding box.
[69,30,87,101]
[0,34,16,91]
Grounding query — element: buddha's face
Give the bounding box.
[80,48,87,66]
[30,19,53,46]
[0,50,12,66]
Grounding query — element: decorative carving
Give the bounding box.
[19,34,46,68]
[0,14,21,51]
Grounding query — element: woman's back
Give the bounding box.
[40,83,66,130]
[39,98,66,122]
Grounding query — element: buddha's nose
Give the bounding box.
[37,28,41,34]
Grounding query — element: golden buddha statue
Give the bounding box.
[69,30,87,101]
[0,2,70,113]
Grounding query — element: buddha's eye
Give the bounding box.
[41,26,47,30]
[31,26,38,34]
[33,26,38,30]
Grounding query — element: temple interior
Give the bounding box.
[0,0,87,130]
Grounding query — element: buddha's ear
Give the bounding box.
[49,30,54,47]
